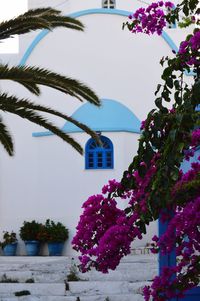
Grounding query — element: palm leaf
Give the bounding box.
[18,81,40,96]
[0,116,14,156]
[0,7,101,156]
[0,93,102,145]
[0,64,100,106]
[23,8,61,17]
[0,94,83,154]
[0,8,84,40]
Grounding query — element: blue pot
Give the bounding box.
[25,240,40,256]
[3,242,17,256]
[48,242,64,256]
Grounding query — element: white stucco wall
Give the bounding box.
[0,0,193,255]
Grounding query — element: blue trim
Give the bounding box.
[159,215,176,275]
[85,135,114,169]
[32,99,141,137]
[20,8,185,71]
[32,131,53,137]
[181,287,200,301]
[19,9,131,66]
[195,104,200,111]
[32,128,139,137]
[19,30,49,66]
[162,31,178,52]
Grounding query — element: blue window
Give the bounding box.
[85,136,114,169]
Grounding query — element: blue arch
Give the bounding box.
[20,8,180,67]
[32,99,141,137]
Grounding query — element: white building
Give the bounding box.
[0,0,192,255]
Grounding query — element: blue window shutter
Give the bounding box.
[85,136,114,170]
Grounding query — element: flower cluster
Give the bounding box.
[73,129,200,298]
[128,153,159,212]
[72,194,130,272]
[72,154,159,273]
[178,30,200,67]
[191,128,200,147]
[102,179,122,194]
[127,1,174,35]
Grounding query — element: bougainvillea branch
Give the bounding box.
[73,1,200,300]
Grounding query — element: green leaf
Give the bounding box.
[192,80,200,105]
[155,84,162,96]
[162,67,172,80]
[0,117,14,156]
[174,91,182,104]
[166,77,174,89]
[183,4,189,16]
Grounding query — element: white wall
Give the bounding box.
[0,0,193,254]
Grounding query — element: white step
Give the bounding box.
[0,255,156,301]
[0,295,144,301]
[0,255,157,267]
[68,281,150,296]
[81,265,157,282]
[0,271,68,283]
[0,283,66,297]
[0,297,76,301]
[0,255,158,283]
[0,266,156,283]
[75,295,144,301]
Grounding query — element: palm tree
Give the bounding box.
[0,7,101,156]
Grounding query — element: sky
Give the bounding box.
[0,0,28,53]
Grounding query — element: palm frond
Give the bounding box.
[0,94,83,154]
[23,8,61,17]
[0,116,14,156]
[0,8,84,40]
[0,93,102,145]
[0,64,100,106]
[18,81,40,96]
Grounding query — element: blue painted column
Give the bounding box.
[159,215,177,301]
[159,148,200,301]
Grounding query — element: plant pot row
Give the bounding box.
[3,241,65,256]
[1,219,69,256]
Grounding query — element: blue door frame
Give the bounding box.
[159,220,200,301]
[159,148,200,301]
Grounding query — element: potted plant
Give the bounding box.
[19,220,43,256]
[0,231,18,256]
[40,219,68,256]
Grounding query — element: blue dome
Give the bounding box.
[62,99,141,133]
[32,99,141,137]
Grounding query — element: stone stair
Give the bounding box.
[0,254,158,301]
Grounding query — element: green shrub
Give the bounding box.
[0,231,17,248]
[38,219,68,242]
[19,220,43,241]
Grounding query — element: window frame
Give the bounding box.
[85,136,114,170]
[102,0,116,9]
